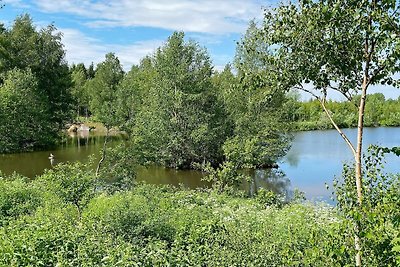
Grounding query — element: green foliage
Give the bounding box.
[292,94,400,131]
[115,65,144,134]
[379,145,400,156]
[333,146,400,266]
[248,0,400,94]
[130,32,230,168]
[223,133,291,168]
[1,160,397,266]
[0,14,72,152]
[0,170,352,266]
[255,187,286,207]
[87,53,124,129]
[38,162,97,216]
[242,4,400,264]
[117,32,292,171]
[70,63,90,119]
[0,173,43,225]
[0,69,55,152]
[231,23,293,168]
[0,14,72,127]
[393,236,400,265]
[197,161,249,195]
[98,143,136,193]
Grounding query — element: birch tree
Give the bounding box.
[239,1,400,265]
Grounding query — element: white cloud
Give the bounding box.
[0,19,10,27]
[33,0,265,34]
[60,28,162,70]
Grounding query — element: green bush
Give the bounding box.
[334,146,400,266]
[98,143,136,193]
[198,161,249,195]
[37,162,97,216]
[1,161,397,266]
[0,173,43,225]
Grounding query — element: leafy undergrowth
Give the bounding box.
[0,164,397,266]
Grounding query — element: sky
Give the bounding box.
[1,0,269,71]
[1,0,399,100]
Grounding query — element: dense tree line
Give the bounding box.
[0,15,291,169]
[287,93,400,130]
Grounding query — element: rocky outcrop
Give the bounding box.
[67,123,95,133]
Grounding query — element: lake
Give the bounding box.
[281,127,400,201]
[1,127,399,201]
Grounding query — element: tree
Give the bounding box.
[87,53,124,129]
[211,64,237,110]
[70,63,90,119]
[334,146,400,266]
[229,22,292,168]
[86,53,124,176]
[130,32,229,168]
[0,15,72,129]
[364,93,385,126]
[241,1,400,265]
[38,162,96,217]
[0,14,72,152]
[115,65,145,134]
[0,69,52,152]
[87,62,96,79]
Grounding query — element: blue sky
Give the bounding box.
[2,0,399,100]
[1,0,269,71]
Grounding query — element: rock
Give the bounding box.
[68,125,79,132]
[78,124,90,132]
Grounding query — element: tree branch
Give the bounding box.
[296,84,356,156]
[294,85,320,99]
[329,85,354,102]
[319,96,356,156]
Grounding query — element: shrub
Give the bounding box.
[0,173,43,225]
[37,162,96,216]
[334,146,400,266]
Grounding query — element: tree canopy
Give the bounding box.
[87,53,124,129]
[129,32,230,168]
[0,15,72,152]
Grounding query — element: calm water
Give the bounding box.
[1,128,399,201]
[281,127,400,200]
[0,132,122,178]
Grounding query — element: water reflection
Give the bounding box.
[281,127,400,202]
[135,166,292,196]
[0,130,293,196]
[1,127,399,201]
[136,166,208,188]
[245,168,292,198]
[0,133,123,177]
[285,153,300,167]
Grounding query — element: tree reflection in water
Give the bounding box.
[244,168,292,199]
